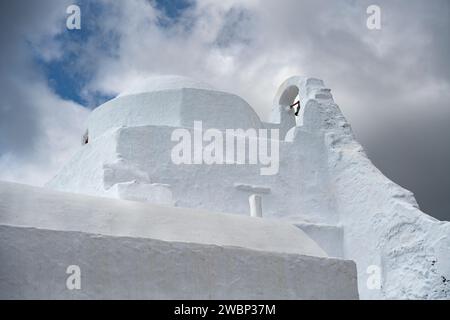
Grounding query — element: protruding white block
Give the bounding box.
[249,194,263,218]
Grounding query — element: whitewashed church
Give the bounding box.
[0,75,448,299]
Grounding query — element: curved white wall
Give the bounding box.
[88,89,263,141]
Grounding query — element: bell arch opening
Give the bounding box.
[278,85,299,106]
[278,85,304,125]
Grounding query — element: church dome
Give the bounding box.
[117,75,215,97]
[87,75,263,141]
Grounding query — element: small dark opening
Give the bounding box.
[82,130,89,145]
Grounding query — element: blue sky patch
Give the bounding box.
[33,0,194,108]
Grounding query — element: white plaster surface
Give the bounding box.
[293,222,344,259]
[118,75,215,97]
[0,225,358,300]
[0,181,327,258]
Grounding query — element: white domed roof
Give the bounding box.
[118,75,215,97]
[88,75,263,140]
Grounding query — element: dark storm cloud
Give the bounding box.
[0,0,65,156]
[326,0,450,220]
[0,1,44,156]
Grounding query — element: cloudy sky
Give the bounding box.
[0,0,449,220]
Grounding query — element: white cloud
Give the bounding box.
[0,0,89,186]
